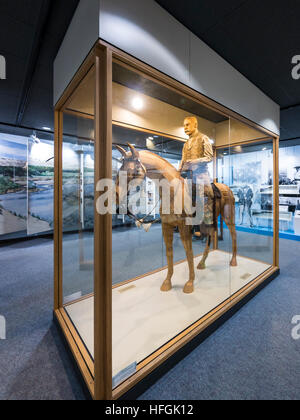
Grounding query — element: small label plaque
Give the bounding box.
[241,273,251,281]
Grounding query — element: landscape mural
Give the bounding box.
[0,135,27,236]
[28,138,54,234]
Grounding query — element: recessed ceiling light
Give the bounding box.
[132,97,144,111]
[42,127,51,131]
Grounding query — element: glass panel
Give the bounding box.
[112,125,165,283]
[217,119,274,294]
[62,128,95,298]
[61,67,95,360]
[111,62,232,388]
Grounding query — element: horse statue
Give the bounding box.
[115,143,237,294]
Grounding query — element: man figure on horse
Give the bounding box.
[179,116,214,232]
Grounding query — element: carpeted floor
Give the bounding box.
[0,233,299,400]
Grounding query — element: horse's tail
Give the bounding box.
[211,183,222,232]
[214,182,236,223]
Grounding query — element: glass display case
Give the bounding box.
[54,43,279,400]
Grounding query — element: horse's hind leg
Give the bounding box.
[161,223,174,292]
[178,224,195,294]
[219,216,224,241]
[228,223,237,266]
[222,206,237,267]
[197,233,212,270]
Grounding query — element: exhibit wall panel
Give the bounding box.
[0,130,56,241]
[0,134,27,236]
[27,139,54,235]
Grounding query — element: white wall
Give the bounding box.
[54,0,280,135]
[99,0,190,87]
[54,0,99,106]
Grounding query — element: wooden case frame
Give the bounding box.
[54,41,280,400]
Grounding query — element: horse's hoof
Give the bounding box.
[183,282,194,294]
[161,281,172,292]
[230,259,238,267]
[197,262,206,270]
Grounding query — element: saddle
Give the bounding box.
[211,183,222,200]
[195,183,222,236]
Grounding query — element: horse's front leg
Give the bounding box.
[179,224,195,294]
[161,223,174,292]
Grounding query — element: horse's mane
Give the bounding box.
[139,150,181,180]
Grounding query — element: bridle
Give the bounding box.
[118,156,161,229]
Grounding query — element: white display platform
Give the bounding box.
[65,250,270,378]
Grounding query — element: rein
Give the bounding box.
[126,189,161,229]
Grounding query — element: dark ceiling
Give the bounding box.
[156,0,300,141]
[0,0,79,132]
[0,0,300,141]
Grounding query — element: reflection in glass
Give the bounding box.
[61,67,96,361]
[62,132,95,301]
[217,139,274,265]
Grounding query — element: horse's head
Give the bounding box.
[115,143,147,211]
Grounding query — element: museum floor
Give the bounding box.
[0,232,299,400]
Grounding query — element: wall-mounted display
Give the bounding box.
[277,143,300,237]
[28,138,54,235]
[0,134,27,237]
[54,42,279,400]
[0,128,94,241]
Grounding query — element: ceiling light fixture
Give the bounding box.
[132,97,144,111]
